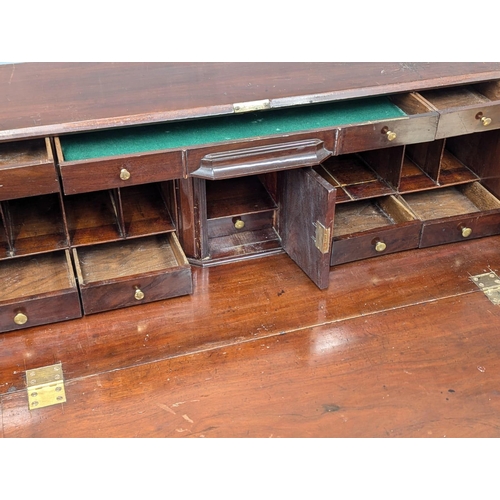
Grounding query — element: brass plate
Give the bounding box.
[314,221,331,254]
[470,271,500,305]
[233,99,271,113]
[26,362,66,409]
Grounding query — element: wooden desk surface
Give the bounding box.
[2,62,500,141]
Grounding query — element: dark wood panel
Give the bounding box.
[2,63,500,141]
[2,233,499,395]
[3,291,500,437]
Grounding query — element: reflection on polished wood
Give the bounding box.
[2,235,500,437]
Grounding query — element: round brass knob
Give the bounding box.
[134,289,145,300]
[481,116,492,127]
[374,241,387,252]
[461,227,472,238]
[234,218,245,230]
[120,168,131,181]
[14,312,28,325]
[386,130,397,141]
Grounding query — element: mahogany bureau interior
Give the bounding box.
[1,63,500,333]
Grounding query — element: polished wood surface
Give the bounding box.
[2,63,500,141]
[2,235,500,437]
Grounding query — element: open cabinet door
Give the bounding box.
[279,168,336,289]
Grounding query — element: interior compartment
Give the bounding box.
[65,182,176,246]
[0,194,67,259]
[0,138,58,201]
[204,174,281,261]
[0,250,82,332]
[316,146,404,202]
[73,233,193,314]
[402,182,500,248]
[417,81,500,138]
[400,139,479,192]
[403,182,500,221]
[57,96,407,162]
[330,195,421,265]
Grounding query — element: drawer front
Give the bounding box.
[79,267,193,315]
[208,210,275,239]
[336,114,438,155]
[419,211,500,248]
[0,163,59,201]
[331,222,422,266]
[0,291,82,333]
[59,150,183,195]
[434,102,500,139]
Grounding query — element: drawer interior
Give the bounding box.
[418,82,500,110]
[1,250,76,303]
[0,138,53,168]
[58,96,407,161]
[402,182,500,221]
[333,195,416,238]
[74,233,188,285]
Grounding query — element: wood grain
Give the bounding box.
[3,63,500,141]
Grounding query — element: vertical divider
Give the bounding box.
[0,200,15,257]
[405,139,445,183]
[109,188,126,238]
[358,145,405,191]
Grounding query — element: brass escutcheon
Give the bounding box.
[461,227,472,238]
[374,241,387,252]
[134,288,145,300]
[120,168,131,180]
[14,312,28,325]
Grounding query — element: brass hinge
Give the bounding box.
[26,362,66,410]
[470,270,500,305]
[233,99,271,114]
[314,221,331,254]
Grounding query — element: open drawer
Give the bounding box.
[0,250,82,333]
[330,195,422,266]
[335,93,439,155]
[54,134,184,195]
[402,182,500,248]
[417,80,500,138]
[0,138,59,201]
[72,233,193,315]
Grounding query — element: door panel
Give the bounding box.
[279,168,336,289]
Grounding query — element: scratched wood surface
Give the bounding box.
[2,235,500,437]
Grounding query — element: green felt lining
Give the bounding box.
[60,97,407,161]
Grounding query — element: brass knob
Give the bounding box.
[386,130,397,141]
[374,241,387,252]
[481,116,492,127]
[120,168,131,181]
[134,288,145,300]
[234,218,245,230]
[14,312,28,325]
[461,227,472,238]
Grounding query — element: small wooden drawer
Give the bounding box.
[206,176,277,239]
[73,233,193,315]
[208,211,275,239]
[0,138,59,201]
[54,136,183,195]
[330,195,421,266]
[0,250,82,333]
[418,81,500,139]
[335,93,438,155]
[402,182,500,248]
